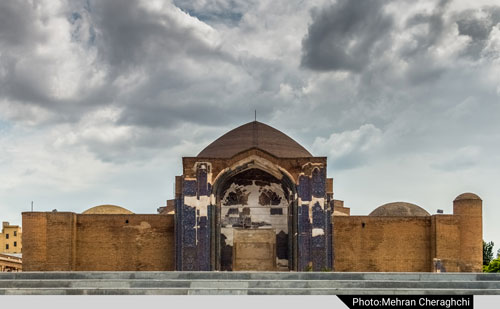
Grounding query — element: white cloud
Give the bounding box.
[312,124,383,169]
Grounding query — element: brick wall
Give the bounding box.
[22,212,77,271]
[22,213,48,271]
[431,215,461,272]
[333,216,432,272]
[76,214,174,271]
[22,212,174,271]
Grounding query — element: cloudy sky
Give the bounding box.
[1,0,499,253]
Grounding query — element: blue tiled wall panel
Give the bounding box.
[311,168,326,198]
[197,215,210,270]
[176,174,212,271]
[183,180,197,196]
[312,246,326,271]
[296,168,331,271]
[312,202,325,228]
[298,175,312,202]
[197,168,208,196]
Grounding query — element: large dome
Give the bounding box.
[369,202,430,217]
[197,121,312,158]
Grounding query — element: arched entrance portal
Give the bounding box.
[175,121,332,272]
[213,168,296,271]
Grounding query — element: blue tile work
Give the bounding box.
[297,166,332,271]
[183,180,197,197]
[175,197,183,270]
[298,175,311,202]
[298,203,311,271]
[312,202,324,228]
[197,213,210,270]
[197,167,208,197]
[326,207,333,270]
[176,164,213,271]
[182,204,196,247]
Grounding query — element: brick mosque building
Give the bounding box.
[22,121,482,272]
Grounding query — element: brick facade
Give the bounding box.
[22,212,174,271]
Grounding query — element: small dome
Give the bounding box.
[82,205,134,214]
[454,192,482,202]
[197,121,312,158]
[369,202,430,217]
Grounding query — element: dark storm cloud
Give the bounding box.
[298,0,500,173]
[401,0,450,59]
[0,1,52,108]
[0,1,115,122]
[86,0,228,74]
[0,1,46,47]
[301,0,393,72]
[455,6,500,60]
[68,0,254,131]
[114,59,284,130]
[301,0,452,78]
[0,0,242,129]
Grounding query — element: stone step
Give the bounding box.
[0,287,499,295]
[0,279,499,289]
[0,272,499,295]
[1,272,499,281]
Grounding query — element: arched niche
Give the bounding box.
[211,166,297,271]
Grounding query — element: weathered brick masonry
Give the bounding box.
[22,212,174,271]
[333,193,482,272]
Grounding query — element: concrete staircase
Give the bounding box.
[0,272,499,295]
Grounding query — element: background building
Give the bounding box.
[0,222,22,254]
[0,253,22,272]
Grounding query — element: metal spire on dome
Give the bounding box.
[252,116,258,147]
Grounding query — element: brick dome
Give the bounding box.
[369,202,430,217]
[197,121,312,158]
[82,205,134,214]
[454,192,482,201]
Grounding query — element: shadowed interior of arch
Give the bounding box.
[216,168,294,271]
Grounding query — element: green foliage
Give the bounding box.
[483,240,495,265]
[484,257,500,273]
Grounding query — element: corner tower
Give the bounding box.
[453,193,483,272]
[174,121,333,271]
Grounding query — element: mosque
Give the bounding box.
[22,121,482,272]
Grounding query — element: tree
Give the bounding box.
[483,240,494,265]
[484,257,500,273]
[497,248,500,258]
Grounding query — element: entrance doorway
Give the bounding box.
[213,168,295,271]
